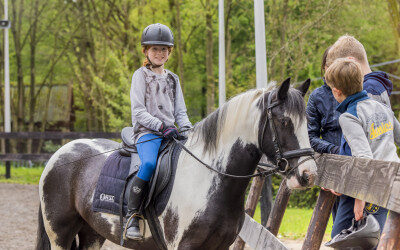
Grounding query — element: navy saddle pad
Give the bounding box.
[92,141,181,216]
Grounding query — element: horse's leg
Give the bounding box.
[41,206,83,249]
[77,222,105,250]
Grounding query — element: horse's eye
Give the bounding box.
[281,118,289,126]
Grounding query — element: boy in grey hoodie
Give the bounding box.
[325,58,400,240]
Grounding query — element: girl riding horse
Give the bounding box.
[127,23,192,240]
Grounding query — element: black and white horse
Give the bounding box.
[36,78,317,250]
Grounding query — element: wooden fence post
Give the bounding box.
[5,138,10,178]
[232,176,265,250]
[266,180,291,236]
[301,189,336,250]
[377,211,400,249]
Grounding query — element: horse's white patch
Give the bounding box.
[99,213,118,234]
[162,138,222,245]
[286,113,317,189]
[86,240,102,250]
[219,89,263,150]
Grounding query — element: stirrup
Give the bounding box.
[123,213,146,240]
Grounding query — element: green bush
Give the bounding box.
[271,175,320,209]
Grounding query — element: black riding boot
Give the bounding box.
[125,175,147,240]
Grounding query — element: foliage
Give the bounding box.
[43,141,62,153]
[271,175,321,208]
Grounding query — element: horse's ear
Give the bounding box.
[278,77,291,100]
[297,78,311,97]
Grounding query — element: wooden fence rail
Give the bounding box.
[0,131,121,178]
[0,131,120,139]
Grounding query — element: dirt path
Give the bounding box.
[0,183,319,250]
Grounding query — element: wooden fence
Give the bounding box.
[234,153,400,250]
[0,131,120,178]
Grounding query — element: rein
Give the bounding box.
[173,138,314,179]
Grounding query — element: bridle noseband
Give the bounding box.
[258,92,314,175]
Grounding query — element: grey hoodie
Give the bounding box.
[338,91,400,162]
[130,66,192,142]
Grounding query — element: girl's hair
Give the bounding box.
[321,46,332,78]
[142,46,173,67]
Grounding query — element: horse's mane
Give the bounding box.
[192,85,306,153]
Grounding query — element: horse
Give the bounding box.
[36,78,317,250]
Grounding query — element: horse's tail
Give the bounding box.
[35,204,51,250]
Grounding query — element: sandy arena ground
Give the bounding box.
[0,183,327,250]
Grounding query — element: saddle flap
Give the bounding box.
[144,145,173,208]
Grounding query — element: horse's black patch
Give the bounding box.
[163,207,179,243]
[257,90,302,177]
[193,105,227,153]
[178,139,261,249]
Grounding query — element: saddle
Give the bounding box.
[92,127,182,250]
[119,127,177,213]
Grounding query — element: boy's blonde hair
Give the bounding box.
[326,35,368,68]
[325,58,363,96]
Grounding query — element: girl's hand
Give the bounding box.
[354,199,366,221]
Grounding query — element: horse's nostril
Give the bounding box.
[302,172,309,183]
[303,170,315,186]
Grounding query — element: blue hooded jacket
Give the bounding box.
[363,71,392,107]
[306,79,342,154]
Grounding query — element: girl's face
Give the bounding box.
[146,45,170,66]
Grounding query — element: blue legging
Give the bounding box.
[136,134,163,181]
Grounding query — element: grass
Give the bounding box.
[253,204,333,240]
[0,165,44,185]
[0,165,334,240]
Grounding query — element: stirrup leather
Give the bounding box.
[123,213,146,240]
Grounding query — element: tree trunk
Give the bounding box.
[205,0,215,114]
[10,0,25,152]
[279,0,289,79]
[27,0,40,154]
[387,0,400,54]
[175,0,185,91]
[225,0,233,95]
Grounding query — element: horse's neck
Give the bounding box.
[180,133,262,213]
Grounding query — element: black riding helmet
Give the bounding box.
[141,23,174,47]
[325,214,381,249]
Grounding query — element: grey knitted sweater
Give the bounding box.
[130,66,192,142]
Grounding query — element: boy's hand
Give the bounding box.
[354,199,366,221]
[321,187,342,196]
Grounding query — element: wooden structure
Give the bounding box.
[238,214,287,250]
[235,153,400,249]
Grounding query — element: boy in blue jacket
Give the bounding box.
[326,35,393,107]
[324,58,400,241]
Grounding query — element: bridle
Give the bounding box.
[257,91,315,175]
[171,91,315,179]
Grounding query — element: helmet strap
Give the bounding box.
[146,55,163,68]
